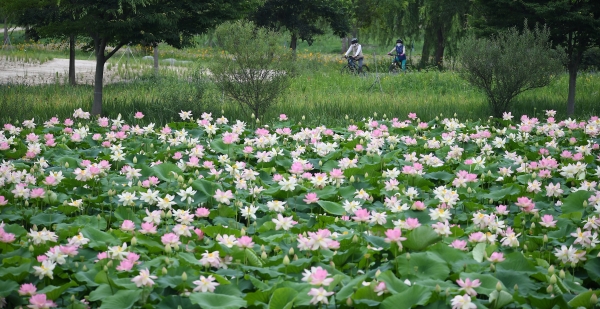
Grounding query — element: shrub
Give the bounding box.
[211,20,296,120]
[458,22,565,118]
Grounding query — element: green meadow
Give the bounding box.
[1,29,599,125]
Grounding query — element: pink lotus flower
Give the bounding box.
[134,112,144,119]
[450,239,468,251]
[161,233,180,247]
[116,259,135,271]
[19,283,37,296]
[352,208,370,223]
[302,266,334,286]
[236,236,255,249]
[456,278,481,296]
[303,192,319,204]
[539,214,557,228]
[404,217,421,230]
[28,294,56,309]
[279,114,288,121]
[488,252,505,263]
[121,220,136,232]
[384,228,407,249]
[139,222,157,234]
[195,207,210,218]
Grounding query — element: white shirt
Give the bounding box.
[345,43,362,58]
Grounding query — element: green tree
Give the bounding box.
[211,20,296,119]
[37,0,254,116]
[458,23,564,118]
[253,0,350,50]
[471,0,600,116]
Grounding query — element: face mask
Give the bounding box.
[397,43,401,46]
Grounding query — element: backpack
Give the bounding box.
[395,44,406,60]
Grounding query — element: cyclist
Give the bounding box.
[388,39,407,73]
[344,38,364,72]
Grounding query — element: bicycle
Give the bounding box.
[387,53,409,74]
[341,56,370,76]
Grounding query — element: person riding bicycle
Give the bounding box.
[388,39,407,73]
[344,38,364,71]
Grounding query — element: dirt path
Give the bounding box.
[0,58,103,85]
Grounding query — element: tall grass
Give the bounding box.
[1,41,599,126]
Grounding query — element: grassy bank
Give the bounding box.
[1,40,599,125]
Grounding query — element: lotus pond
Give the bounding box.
[0,110,599,309]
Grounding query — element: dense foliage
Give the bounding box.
[458,23,565,118]
[1,109,600,308]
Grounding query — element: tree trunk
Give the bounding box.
[289,33,297,51]
[153,43,159,76]
[435,27,445,70]
[420,33,432,68]
[69,34,76,86]
[3,17,8,45]
[92,41,106,116]
[566,57,580,117]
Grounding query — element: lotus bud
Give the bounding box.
[106,260,113,268]
[177,175,184,183]
[25,201,29,207]
[165,257,170,265]
[65,162,69,168]
[165,244,172,253]
[103,265,108,272]
[282,255,290,265]
[490,264,495,272]
[82,265,88,271]
[352,235,359,243]
[559,270,566,279]
[75,262,79,268]
[32,225,38,231]
[548,265,555,275]
[364,172,368,178]
[289,248,294,256]
[530,222,536,229]
[406,253,411,261]
[489,199,494,204]
[364,253,371,259]
[166,210,173,218]
[531,172,537,179]
[549,274,557,284]
[251,113,255,119]
[256,118,260,123]
[583,201,588,207]
[271,167,276,173]
[29,245,34,252]
[523,245,528,251]
[375,269,381,278]
[546,285,553,293]
[133,157,137,164]
[174,244,180,251]
[261,245,266,252]
[496,281,502,291]
[274,246,281,253]
[591,294,598,305]
[181,272,187,281]
[162,267,168,275]
[350,176,355,183]
[188,178,193,185]
[318,160,322,166]
[261,251,268,260]
[293,254,298,261]
[435,284,441,293]
[240,228,246,236]
[346,298,353,306]
[302,115,305,120]
[445,288,450,297]
[467,187,472,194]
[131,237,137,246]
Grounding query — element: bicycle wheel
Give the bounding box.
[389,63,399,74]
[359,65,369,76]
[340,65,353,74]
